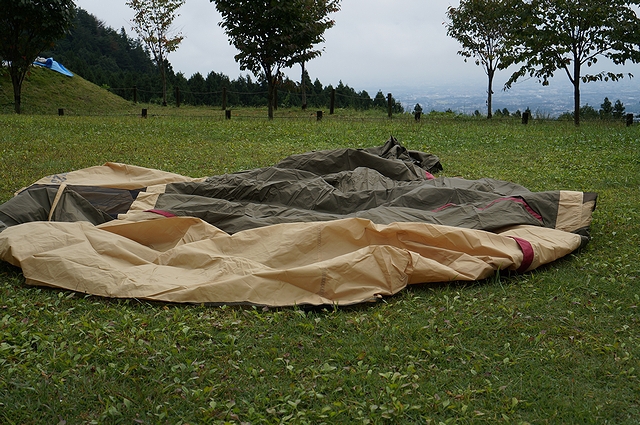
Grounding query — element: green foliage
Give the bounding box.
[600,97,613,118]
[212,0,341,118]
[503,0,640,125]
[126,0,185,106]
[446,0,519,117]
[0,0,76,113]
[45,8,372,110]
[558,99,627,122]
[613,99,626,119]
[0,114,639,423]
[43,9,161,103]
[558,104,599,121]
[370,90,403,113]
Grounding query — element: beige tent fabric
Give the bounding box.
[26,162,202,192]
[556,191,596,233]
[0,216,583,306]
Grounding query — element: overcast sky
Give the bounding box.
[73,0,489,91]
[75,0,640,98]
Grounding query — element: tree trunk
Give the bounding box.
[158,47,167,107]
[161,63,167,107]
[301,62,307,110]
[267,71,275,120]
[487,69,494,119]
[573,61,581,126]
[11,72,23,114]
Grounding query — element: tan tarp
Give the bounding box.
[28,162,203,191]
[0,215,581,306]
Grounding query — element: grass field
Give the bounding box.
[0,110,639,424]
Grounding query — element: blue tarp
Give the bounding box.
[33,57,73,77]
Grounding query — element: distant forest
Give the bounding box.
[45,9,403,111]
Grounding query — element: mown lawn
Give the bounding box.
[0,111,638,424]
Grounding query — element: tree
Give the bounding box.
[126,0,185,106]
[445,0,518,118]
[0,0,75,113]
[504,0,640,126]
[212,0,341,119]
[373,91,386,108]
[600,97,613,119]
[613,99,626,119]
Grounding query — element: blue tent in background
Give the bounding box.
[33,57,73,77]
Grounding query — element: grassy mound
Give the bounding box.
[0,65,132,115]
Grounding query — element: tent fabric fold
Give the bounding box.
[0,138,596,306]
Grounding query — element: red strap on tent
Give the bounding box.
[145,209,177,218]
[509,236,534,273]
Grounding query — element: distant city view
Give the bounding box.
[393,77,640,117]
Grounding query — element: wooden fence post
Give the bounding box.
[141,108,147,118]
[522,111,530,124]
[387,93,393,118]
[317,110,323,121]
[225,110,231,120]
[58,108,64,116]
[626,113,634,126]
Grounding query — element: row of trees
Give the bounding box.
[558,97,627,121]
[166,72,403,112]
[482,96,627,120]
[4,1,640,121]
[41,9,400,111]
[446,0,640,125]
[0,0,342,117]
[121,0,341,119]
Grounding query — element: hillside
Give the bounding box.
[0,66,133,115]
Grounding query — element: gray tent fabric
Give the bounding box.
[0,138,597,306]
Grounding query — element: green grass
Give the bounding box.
[0,111,639,424]
[0,67,134,115]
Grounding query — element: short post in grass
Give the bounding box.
[387,93,393,118]
[225,110,231,120]
[522,111,530,125]
[626,113,634,127]
[141,109,148,118]
[58,108,64,116]
[317,110,323,121]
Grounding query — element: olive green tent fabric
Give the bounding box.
[0,139,597,306]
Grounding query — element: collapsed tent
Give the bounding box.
[0,138,597,306]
